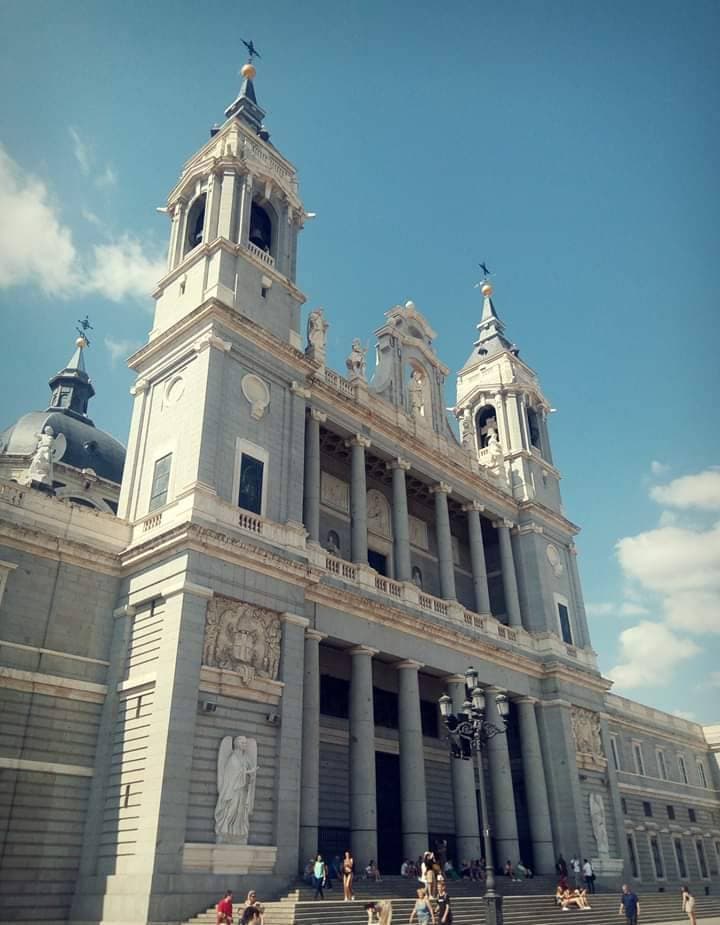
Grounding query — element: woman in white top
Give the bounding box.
[681,885,697,925]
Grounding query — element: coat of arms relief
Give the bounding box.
[203,597,281,685]
[571,705,607,770]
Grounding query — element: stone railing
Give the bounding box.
[243,138,295,184]
[245,241,275,268]
[375,574,402,600]
[325,553,359,582]
[142,512,163,532]
[418,592,449,617]
[323,367,355,398]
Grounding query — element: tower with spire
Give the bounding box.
[456,279,561,512]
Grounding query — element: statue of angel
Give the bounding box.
[215,736,258,844]
[589,792,609,857]
[346,338,367,381]
[20,425,66,488]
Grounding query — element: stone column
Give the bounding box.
[447,676,482,860]
[348,436,370,564]
[239,172,254,244]
[568,545,591,649]
[539,409,554,465]
[390,458,412,582]
[433,482,456,600]
[168,199,186,270]
[350,645,378,864]
[485,686,520,866]
[303,409,324,544]
[216,170,238,241]
[299,629,326,867]
[495,520,523,628]
[464,502,492,615]
[397,660,429,860]
[516,697,555,873]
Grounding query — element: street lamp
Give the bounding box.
[439,670,509,925]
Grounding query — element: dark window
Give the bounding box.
[249,202,273,253]
[320,674,349,718]
[238,454,264,514]
[627,835,639,878]
[368,549,387,576]
[558,603,573,644]
[185,194,206,253]
[688,808,696,823]
[527,407,541,449]
[475,405,499,449]
[420,700,439,738]
[667,805,675,820]
[674,839,688,878]
[621,798,628,815]
[149,453,172,511]
[679,756,688,783]
[103,499,119,514]
[643,801,653,817]
[696,840,709,878]
[650,835,664,878]
[373,687,398,729]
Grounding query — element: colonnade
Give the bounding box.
[299,634,556,872]
[303,419,524,628]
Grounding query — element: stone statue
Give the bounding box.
[589,792,609,857]
[203,597,282,686]
[215,735,258,844]
[305,308,328,365]
[345,338,367,381]
[19,426,66,489]
[408,370,424,418]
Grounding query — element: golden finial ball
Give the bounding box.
[76,336,87,348]
[241,63,256,80]
[481,282,494,298]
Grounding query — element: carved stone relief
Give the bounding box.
[571,706,605,759]
[367,489,391,538]
[241,374,270,420]
[546,543,564,577]
[409,515,429,550]
[321,471,349,513]
[203,597,281,685]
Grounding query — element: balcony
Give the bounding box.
[245,240,275,268]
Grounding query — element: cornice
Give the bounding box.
[605,712,711,750]
[0,521,122,575]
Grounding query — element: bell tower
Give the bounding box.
[152,54,307,349]
[455,279,562,512]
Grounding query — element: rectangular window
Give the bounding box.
[643,801,653,818]
[238,453,264,514]
[688,808,696,823]
[149,453,172,511]
[627,834,640,879]
[420,699,439,738]
[621,797,628,815]
[696,840,709,879]
[679,755,688,784]
[610,736,621,771]
[667,804,675,820]
[373,687,399,729]
[557,602,573,645]
[650,835,665,879]
[319,674,349,718]
[633,742,646,776]
[657,750,667,780]
[674,838,688,879]
[697,762,708,788]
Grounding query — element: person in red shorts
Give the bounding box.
[216,890,233,925]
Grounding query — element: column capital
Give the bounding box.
[396,659,424,671]
[431,481,452,495]
[130,378,150,396]
[493,518,514,529]
[514,695,539,705]
[445,674,469,686]
[291,380,311,398]
[349,644,378,657]
[462,500,485,513]
[194,332,232,355]
[310,408,327,423]
[281,611,310,628]
[387,457,411,471]
[346,434,371,449]
[305,628,327,642]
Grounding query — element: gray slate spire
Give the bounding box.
[462,282,515,368]
[225,65,266,133]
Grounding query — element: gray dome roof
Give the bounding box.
[0,410,126,484]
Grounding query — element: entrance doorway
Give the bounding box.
[375,751,402,872]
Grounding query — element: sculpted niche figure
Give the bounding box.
[215,736,258,844]
[589,792,609,857]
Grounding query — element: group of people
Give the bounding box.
[303,851,382,901]
[503,859,534,880]
[409,882,453,925]
[556,855,595,893]
[555,885,593,911]
[215,890,264,925]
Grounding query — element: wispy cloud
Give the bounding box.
[610,621,700,689]
[69,126,117,189]
[69,126,91,175]
[95,165,117,189]
[650,469,720,511]
[104,335,141,366]
[650,460,670,477]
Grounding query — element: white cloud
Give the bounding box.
[610,622,700,689]
[95,165,117,189]
[104,336,140,366]
[650,469,720,511]
[81,208,104,228]
[651,460,670,476]
[69,126,91,175]
[619,602,650,617]
[0,145,78,294]
[86,235,165,303]
[586,600,650,619]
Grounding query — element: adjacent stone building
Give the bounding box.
[0,60,718,925]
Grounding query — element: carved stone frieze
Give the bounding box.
[571,705,606,769]
[203,596,281,685]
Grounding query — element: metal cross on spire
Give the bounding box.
[241,38,261,62]
[75,315,93,346]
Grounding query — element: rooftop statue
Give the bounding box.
[346,338,367,381]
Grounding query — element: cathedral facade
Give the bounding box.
[0,62,719,925]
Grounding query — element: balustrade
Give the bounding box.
[245,240,275,267]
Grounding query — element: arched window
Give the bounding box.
[411,566,423,589]
[185,194,206,254]
[527,406,541,450]
[326,530,340,554]
[249,202,273,254]
[475,405,499,449]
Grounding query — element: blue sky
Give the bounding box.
[0,0,718,721]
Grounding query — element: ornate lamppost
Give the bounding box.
[439,667,509,925]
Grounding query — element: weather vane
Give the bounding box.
[241,38,261,62]
[76,315,93,346]
[479,261,491,279]
[473,262,493,290]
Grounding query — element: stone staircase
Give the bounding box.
[184,876,720,925]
